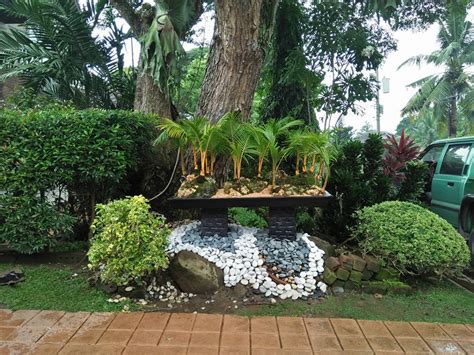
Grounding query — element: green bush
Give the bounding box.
[229,208,268,228]
[0,107,162,252]
[0,195,75,254]
[352,201,470,277]
[88,196,170,286]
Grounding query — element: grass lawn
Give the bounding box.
[240,281,474,324]
[1,264,473,324]
[0,264,136,312]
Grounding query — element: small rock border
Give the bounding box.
[167,222,327,300]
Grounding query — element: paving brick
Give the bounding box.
[0,326,16,340]
[30,343,64,355]
[279,333,311,350]
[52,312,89,330]
[219,349,250,355]
[108,312,143,330]
[458,340,474,353]
[396,337,432,353]
[59,344,123,354]
[98,329,133,345]
[0,309,12,320]
[222,315,249,333]
[304,318,334,336]
[330,319,363,337]
[123,345,161,355]
[251,332,280,349]
[137,312,170,330]
[358,320,392,337]
[366,336,402,352]
[68,328,104,344]
[155,346,187,354]
[128,330,162,345]
[220,332,250,349]
[411,322,450,339]
[0,310,39,327]
[251,316,278,334]
[0,342,31,355]
[440,323,474,340]
[165,313,195,332]
[189,331,220,348]
[384,321,420,338]
[38,327,76,344]
[80,312,115,330]
[465,324,474,333]
[158,330,191,347]
[25,310,65,328]
[308,335,341,350]
[252,349,284,355]
[193,313,222,332]
[187,346,219,355]
[7,326,48,344]
[337,336,372,351]
[425,339,465,354]
[277,317,306,334]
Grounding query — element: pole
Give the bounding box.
[376,68,381,133]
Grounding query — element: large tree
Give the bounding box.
[400,0,473,137]
[196,0,279,122]
[109,0,204,116]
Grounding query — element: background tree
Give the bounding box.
[196,0,279,122]
[399,0,473,137]
[261,0,317,125]
[109,0,205,116]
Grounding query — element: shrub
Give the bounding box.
[0,195,75,254]
[229,208,268,228]
[0,107,165,249]
[88,196,170,285]
[352,201,470,277]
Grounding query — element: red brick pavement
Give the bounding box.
[0,310,472,354]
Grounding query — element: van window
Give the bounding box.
[439,144,471,175]
[421,145,444,163]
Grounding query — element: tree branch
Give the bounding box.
[109,0,142,36]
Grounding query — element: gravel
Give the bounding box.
[168,222,327,300]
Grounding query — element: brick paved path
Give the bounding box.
[0,310,473,354]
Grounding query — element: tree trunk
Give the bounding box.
[448,94,457,137]
[196,0,279,122]
[134,64,173,117]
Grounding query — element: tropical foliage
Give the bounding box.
[399,0,473,137]
[156,114,333,190]
[383,129,420,183]
[0,0,134,108]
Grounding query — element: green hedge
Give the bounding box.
[0,108,159,253]
[352,201,470,277]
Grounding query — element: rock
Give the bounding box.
[0,268,24,286]
[365,255,381,273]
[349,271,362,284]
[231,283,248,298]
[344,280,360,290]
[323,268,337,285]
[332,286,344,295]
[361,269,374,281]
[335,268,350,281]
[374,267,399,281]
[308,236,335,258]
[351,255,367,272]
[325,256,340,271]
[339,255,353,271]
[169,251,224,295]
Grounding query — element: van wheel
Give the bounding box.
[470,231,474,267]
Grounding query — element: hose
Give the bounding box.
[148,147,181,202]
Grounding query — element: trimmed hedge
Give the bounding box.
[352,201,470,277]
[0,108,159,253]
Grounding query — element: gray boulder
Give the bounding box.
[169,251,224,294]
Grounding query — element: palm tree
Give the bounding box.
[0,0,125,108]
[399,0,473,137]
[156,118,190,175]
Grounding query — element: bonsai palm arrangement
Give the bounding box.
[156,114,332,197]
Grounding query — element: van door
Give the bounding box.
[431,143,472,227]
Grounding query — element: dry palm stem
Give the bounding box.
[257,156,264,178]
[302,154,307,173]
[210,154,216,175]
[309,154,317,173]
[179,149,186,175]
[192,148,198,171]
[295,153,300,175]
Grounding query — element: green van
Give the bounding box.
[420,136,474,263]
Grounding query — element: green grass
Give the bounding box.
[0,264,136,312]
[240,281,474,324]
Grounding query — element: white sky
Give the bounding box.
[116,7,473,134]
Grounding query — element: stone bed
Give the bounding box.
[167,222,327,300]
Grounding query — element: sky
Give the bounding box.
[116,6,473,134]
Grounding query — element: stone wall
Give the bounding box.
[0,77,22,106]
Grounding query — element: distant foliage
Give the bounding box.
[353,201,470,277]
[88,196,169,286]
[229,208,268,229]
